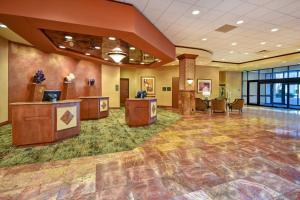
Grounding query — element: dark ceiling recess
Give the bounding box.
[256,50,270,54]
[42,29,157,65]
[215,24,237,33]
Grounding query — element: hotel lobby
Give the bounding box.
[1,0,300,199]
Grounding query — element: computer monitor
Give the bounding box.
[136,90,147,98]
[42,90,61,102]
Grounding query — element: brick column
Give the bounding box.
[177,54,198,115]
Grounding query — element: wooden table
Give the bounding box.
[10,100,81,146]
[125,98,157,127]
[79,96,109,120]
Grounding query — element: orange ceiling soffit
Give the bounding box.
[0,0,175,67]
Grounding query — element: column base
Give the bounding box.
[179,90,195,115]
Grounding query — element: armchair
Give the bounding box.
[195,98,208,111]
[228,99,244,112]
[211,99,226,113]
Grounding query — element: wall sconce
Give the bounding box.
[187,79,194,85]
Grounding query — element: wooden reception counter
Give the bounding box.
[79,96,109,120]
[10,100,81,146]
[125,98,157,127]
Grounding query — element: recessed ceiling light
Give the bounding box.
[202,38,207,41]
[192,10,200,15]
[236,20,244,25]
[231,42,237,46]
[94,46,101,49]
[129,58,134,61]
[244,52,249,55]
[104,58,109,60]
[276,44,282,47]
[260,41,266,45]
[129,47,135,50]
[108,37,116,41]
[58,45,66,49]
[263,55,268,58]
[221,58,225,61]
[64,35,73,40]
[140,62,145,65]
[271,28,279,32]
[0,24,7,28]
[229,51,234,54]
[144,53,149,56]
[85,53,91,56]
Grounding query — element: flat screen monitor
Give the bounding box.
[136,90,147,98]
[42,90,61,102]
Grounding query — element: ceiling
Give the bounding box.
[0,0,175,67]
[115,0,300,63]
[43,29,157,65]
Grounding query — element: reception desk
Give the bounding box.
[125,98,157,127]
[10,100,81,146]
[79,96,109,120]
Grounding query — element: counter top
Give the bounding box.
[78,96,109,99]
[126,98,157,101]
[10,100,81,105]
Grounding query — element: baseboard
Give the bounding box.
[110,107,121,109]
[0,121,9,127]
[158,105,173,108]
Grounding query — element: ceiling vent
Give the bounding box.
[215,24,237,33]
[256,50,270,54]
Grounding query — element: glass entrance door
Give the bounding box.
[259,83,272,106]
[273,83,287,108]
[248,80,300,109]
[248,82,258,104]
[289,83,300,109]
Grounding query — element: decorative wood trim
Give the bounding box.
[157,105,172,108]
[110,107,121,109]
[0,121,9,127]
[177,54,198,60]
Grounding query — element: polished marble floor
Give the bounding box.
[1,106,300,200]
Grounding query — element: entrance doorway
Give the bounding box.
[247,80,300,109]
[120,78,129,106]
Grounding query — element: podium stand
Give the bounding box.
[62,82,75,100]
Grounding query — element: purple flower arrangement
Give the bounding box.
[32,70,46,84]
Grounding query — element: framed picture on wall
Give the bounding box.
[197,79,212,94]
[141,76,155,96]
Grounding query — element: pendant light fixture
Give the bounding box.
[107,47,127,63]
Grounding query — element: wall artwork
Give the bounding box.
[197,79,212,94]
[141,76,155,96]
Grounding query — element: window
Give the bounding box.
[248,71,259,80]
[259,69,272,80]
[273,67,288,79]
[289,65,300,78]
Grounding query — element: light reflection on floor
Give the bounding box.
[1,106,300,199]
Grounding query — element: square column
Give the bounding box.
[177,54,198,115]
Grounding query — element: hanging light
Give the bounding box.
[107,47,127,63]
